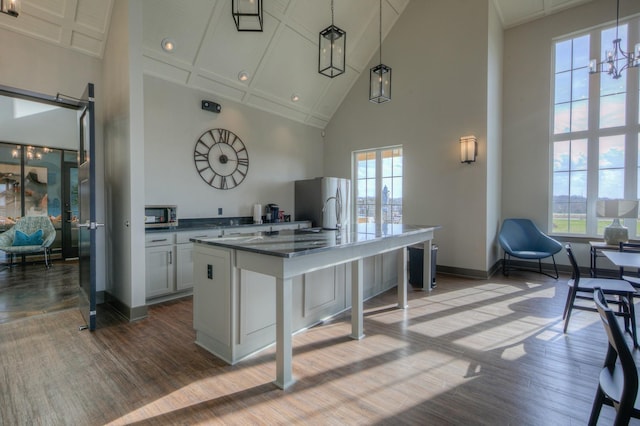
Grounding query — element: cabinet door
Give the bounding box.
[176,243,194,290]
[145,245,175,298]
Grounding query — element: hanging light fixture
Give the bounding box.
[369,0,391,103]
[0,0,19,17]
[232,0,263,32]
[319,0,346,78]
[589,0,640,79]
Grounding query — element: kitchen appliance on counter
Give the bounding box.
[145,205,178,228]
[266,203,279,223]
[294,177,350,230]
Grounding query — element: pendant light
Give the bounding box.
[369,0,391,103]
[319,0,346,78]
[589,0,640,79]
[232,0,263,32]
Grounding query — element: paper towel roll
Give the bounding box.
[253,204,262,224]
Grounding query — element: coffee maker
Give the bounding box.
[266,203,279,223]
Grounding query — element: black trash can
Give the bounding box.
[408,244,437,289]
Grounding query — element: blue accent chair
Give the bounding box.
[0,215,56,268]
[498,218,563,279]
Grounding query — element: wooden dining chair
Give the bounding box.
[563,244,638,347]
[589,288,640,426]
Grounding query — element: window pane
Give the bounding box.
[569,202,587,233]
[600,93,626,128]
[571,99,589,131]
[572,35,590,69]
[572,67,589,101]
[555,39,572,73]
[554,141,570,172]
[601,74,626,96]
[599,169,624,198]
[599,135,625,168]
[554,103,570,134]
[571,139,588,170]
[570,170,587,199]
[555,72,571,104]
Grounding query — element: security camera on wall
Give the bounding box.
[201,100,221,113]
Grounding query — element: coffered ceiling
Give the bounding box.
[0,0,594,128]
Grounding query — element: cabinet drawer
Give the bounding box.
[145,233,175,247]
[222,226,262,236]
[176,229,221,244]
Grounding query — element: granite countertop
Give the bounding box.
[191,224,440,258]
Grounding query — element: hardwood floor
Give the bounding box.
[0,260,78,324]
[1,270,639,425]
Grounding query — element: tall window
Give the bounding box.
[551,17,640,236]
[353,146,403,225]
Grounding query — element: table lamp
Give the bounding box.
[596,199,639,245]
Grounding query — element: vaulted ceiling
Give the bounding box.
[0,0,594,128]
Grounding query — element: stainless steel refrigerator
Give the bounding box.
[294,177,351,230]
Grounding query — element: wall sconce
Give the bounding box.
[460,135,477,164]
[232,0,263,32]
[0,0,19,17]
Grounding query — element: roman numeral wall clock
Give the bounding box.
[194,128,250,190]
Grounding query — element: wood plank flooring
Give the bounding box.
[0,260,78,324]
[1,269,639,425]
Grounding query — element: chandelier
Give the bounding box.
[589,0,640,79]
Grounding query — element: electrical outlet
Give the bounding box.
[218,208,223,215]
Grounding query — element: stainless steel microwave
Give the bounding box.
[145,205,178,228]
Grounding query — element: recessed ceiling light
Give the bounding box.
[161,38,175,53]
[291,94,300,102]
[238,71,249,82]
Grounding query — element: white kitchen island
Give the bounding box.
[191,223,438,390]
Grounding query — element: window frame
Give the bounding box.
[352,145,403,226]
[550,15,640,238]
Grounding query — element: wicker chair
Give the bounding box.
[0,216,56,268]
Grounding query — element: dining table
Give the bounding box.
[602,250,640,270]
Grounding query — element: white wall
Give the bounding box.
[502,0,640,267]
[143,74,325,219]
[103,0,136,310]
[0,28,101,100]
[324,0,491,275]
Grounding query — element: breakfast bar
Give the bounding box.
[191,223,438,389]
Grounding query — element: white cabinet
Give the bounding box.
[145,233,175,298]
[145,222,310,303]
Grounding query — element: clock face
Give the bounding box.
[194,128,249,190]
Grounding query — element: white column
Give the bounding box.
[397,247,408,308]
[350,258,365,340]
[275,277,294,389]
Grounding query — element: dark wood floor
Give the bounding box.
[1,267,639,425]
[0,259,78,324]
